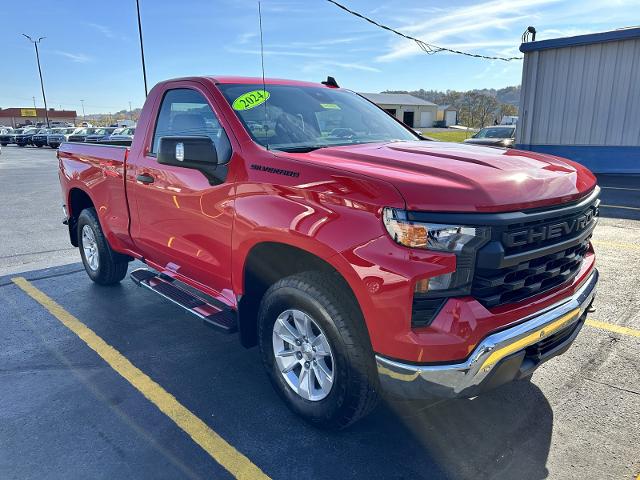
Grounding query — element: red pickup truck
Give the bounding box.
[58,76,599,428]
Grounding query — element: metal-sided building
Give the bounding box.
[516,27,640,173]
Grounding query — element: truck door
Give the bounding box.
[127,86,235,301]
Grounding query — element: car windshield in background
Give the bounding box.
[218,84,417,152]
[475,127,515,139]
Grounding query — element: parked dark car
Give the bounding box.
[31,128,52,147]
[100,126,136,145]
[68,128,98,143]
[47,127,81,149]
[15,128,39,147]
[85,127,117,143]
[463,125,516,147]
[0,128,19,146]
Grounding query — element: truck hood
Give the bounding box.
[285,141,596,212]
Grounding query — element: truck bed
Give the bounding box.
[58,142,132,253]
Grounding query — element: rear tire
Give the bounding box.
[258,271,379,429]
[77,208,128,285]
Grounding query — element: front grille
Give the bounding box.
[471,191,599,309]
[411,297,446,328]
[472,237,590,308]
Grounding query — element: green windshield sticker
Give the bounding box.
[232,89,270,111]
[320,103,341,109]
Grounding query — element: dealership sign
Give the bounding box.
[20,108,37,117]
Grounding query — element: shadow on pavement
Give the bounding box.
[382,379,552,480]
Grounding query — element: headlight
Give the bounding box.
[382,207,487,252]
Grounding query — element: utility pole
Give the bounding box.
[22,34,50,127]
[128,101,133,121]
[135,0,148,97]
[80,100,85,121]
[32,96,37,109]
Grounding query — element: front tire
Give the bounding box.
[77,208,128,285]
[258,271,379,429]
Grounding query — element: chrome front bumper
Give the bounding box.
[376,269,598,400]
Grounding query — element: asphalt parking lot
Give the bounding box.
[0,145,639,479]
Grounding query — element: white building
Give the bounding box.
[436,105,457,126]
[359,93,437,128]
[517,27,640,173]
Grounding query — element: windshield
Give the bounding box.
[475,127,515,139]
[218,84,417,152]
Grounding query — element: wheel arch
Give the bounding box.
[237,240,373,349]
[67,187,96,247]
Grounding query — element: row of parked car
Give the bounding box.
[0,126,135,149]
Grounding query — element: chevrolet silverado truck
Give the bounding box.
[58,76,599,429]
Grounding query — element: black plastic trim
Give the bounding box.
[406,186,600,225]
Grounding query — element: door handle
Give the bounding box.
[136,174,154,184]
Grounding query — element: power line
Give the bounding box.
[325,0,522,62]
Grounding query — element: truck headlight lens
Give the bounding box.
[382,207,487,252]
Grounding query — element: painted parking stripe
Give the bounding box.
[586,319,640,338]
[592,240,640,251]
[11,277,270,480]
[600,204,640,211]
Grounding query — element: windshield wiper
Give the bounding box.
[275,145,328,153]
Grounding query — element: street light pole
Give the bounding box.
[22,34,50,128]
[80,100,85,121]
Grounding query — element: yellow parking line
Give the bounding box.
[11,277,270,480]
[600,204,640,211]
[586,319,640,338]
[592,240,640,251]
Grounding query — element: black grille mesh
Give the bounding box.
[472,237,590,308]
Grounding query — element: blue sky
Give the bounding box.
[1,0,637,114]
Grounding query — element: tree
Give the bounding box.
[476,94,499,127]
[498,103,518,120]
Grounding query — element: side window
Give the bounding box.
[151,88,232,163]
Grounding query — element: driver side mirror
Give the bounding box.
[158,136,225,184]
[158,135,218,166]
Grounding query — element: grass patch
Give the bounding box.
[426,130,473,143]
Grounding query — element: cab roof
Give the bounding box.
[209,76,332,88]
[150,76,335,89]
